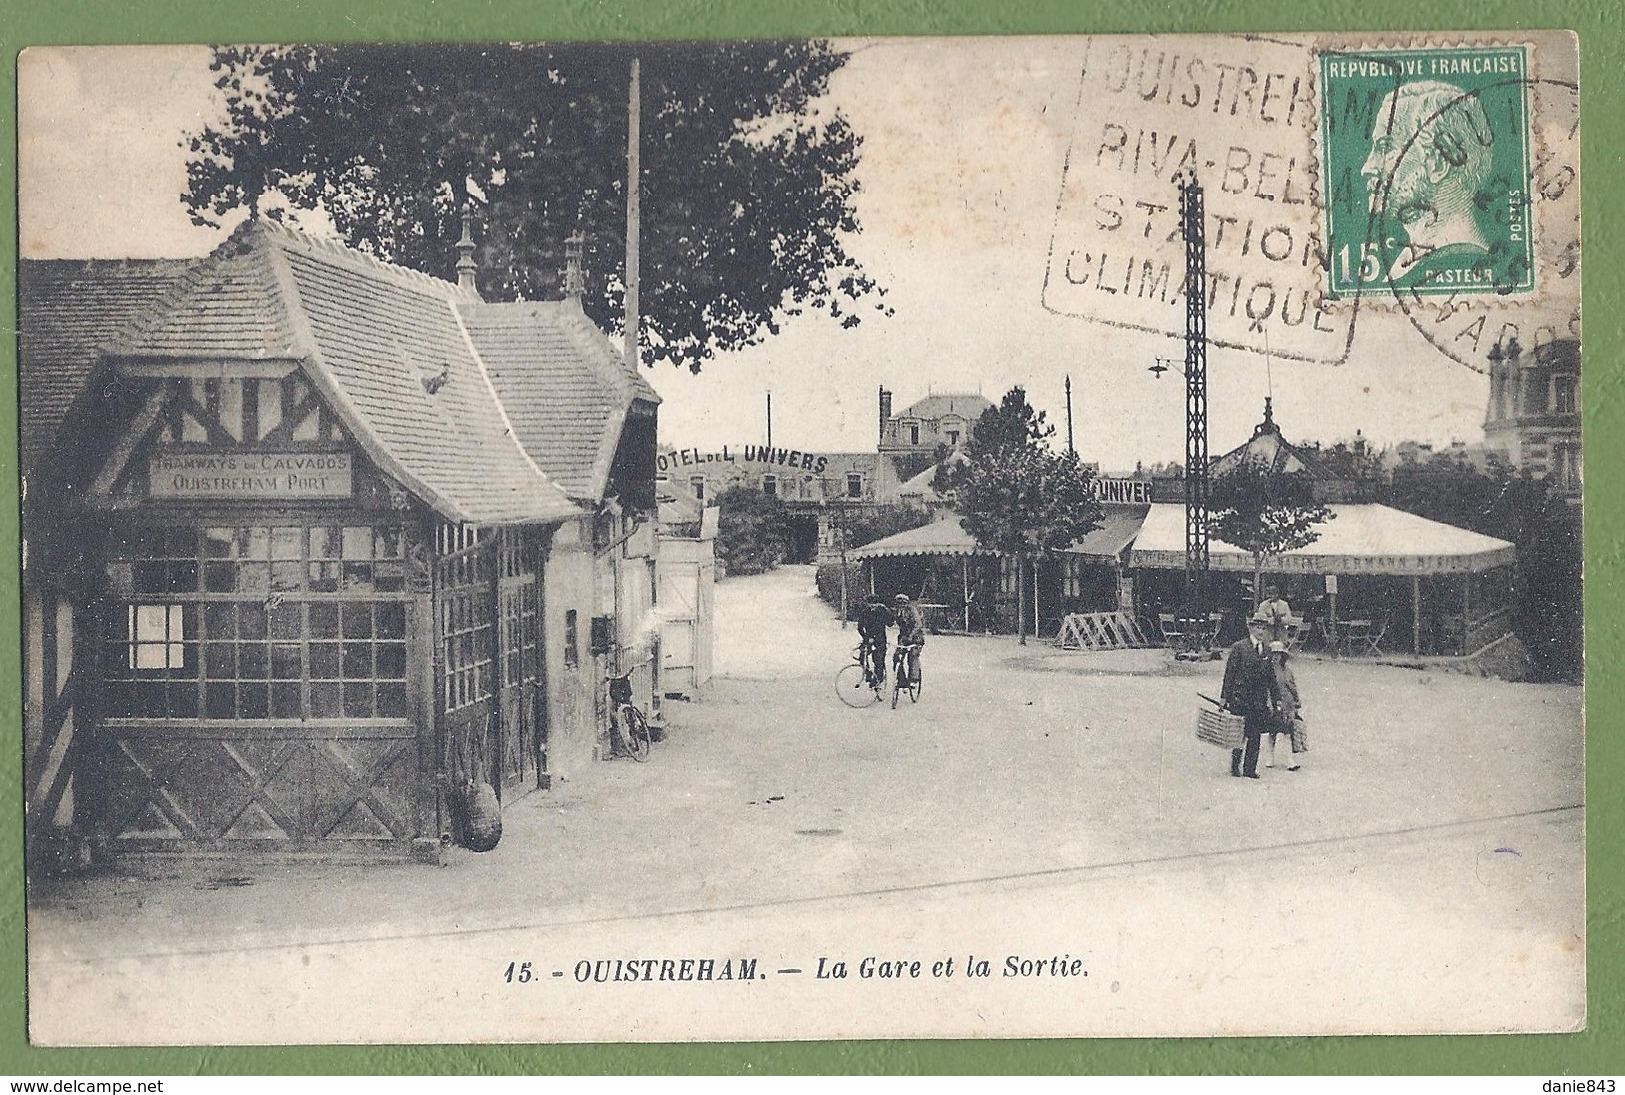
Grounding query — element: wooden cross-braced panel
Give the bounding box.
[103,729,416,848]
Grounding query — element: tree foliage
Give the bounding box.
[1207,456,1334,602]
[954,387,1100,556]
[966,385,1055,459]
[933,385,1055,495]
[183,42,888,373]
[951,388,1102,642]
[1383,452,1581,680]
[714,486,789,576]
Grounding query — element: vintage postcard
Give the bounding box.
[18,31,1582,1044]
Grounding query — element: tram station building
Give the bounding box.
[21,218,661,862]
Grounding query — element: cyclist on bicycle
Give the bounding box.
[892,592,925,686]
[856,593,894,687]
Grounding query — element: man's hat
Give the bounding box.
[1269,641,1287,653]
[1248,612,1271,625]
[893,593,910,603]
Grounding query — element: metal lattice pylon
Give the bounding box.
[1179,173,1210,620]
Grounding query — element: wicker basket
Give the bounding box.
[1196,707,1247,750]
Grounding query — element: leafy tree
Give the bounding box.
[953,388,1102,644]
[933,385,1054,496]
[1383,452,1580,680]
[1305,438,1386,499]
[183,42,888,373]
[714,486,789,576]
[1207,456,1334,608]
[967,385,1055,459]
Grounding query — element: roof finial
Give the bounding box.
[563,230,586,304]
[455,206,478,293]
[1252,395,1278,439]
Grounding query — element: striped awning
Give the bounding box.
[849,518,993,560]
[1060,505,1148,561]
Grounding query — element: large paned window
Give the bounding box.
[102,524,410,721]
[498,533,541,688]
[437,542,494,713]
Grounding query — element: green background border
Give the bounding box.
[2,0,1618,1076]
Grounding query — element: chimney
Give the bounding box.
[563,230,586,304]
[455,208,478,294]
[878,386,893,446]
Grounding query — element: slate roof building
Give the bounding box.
[1482,336,1581,499]
[21,218,659,863]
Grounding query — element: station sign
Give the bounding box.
[149,451,354,500]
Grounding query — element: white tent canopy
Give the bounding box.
[1128,503,1515,576]
[849,518,991,560]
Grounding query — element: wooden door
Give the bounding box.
[434,535,498,803]
[495,530,544,795]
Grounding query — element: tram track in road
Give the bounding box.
[31,801,1582,966]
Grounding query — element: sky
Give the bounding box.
[17,39,1520,471]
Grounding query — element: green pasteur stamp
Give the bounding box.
[1320,45,1533,299]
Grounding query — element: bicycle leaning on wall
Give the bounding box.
[607,669,653,760]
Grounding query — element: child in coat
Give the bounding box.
[1266,641,1306,771]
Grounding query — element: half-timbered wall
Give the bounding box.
[57,369,440,854]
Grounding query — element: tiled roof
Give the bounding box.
[895,393,994,422]
[35,220,581,526]
[462,299,658,501]
[109,230,304,361]
[21,220,659,524]
[17,258,197,471]
[267,226,579,526]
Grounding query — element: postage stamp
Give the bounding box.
[1319,45,1535,300]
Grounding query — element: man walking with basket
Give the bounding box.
[1220,613,1282,779]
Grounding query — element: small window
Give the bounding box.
[564,610,579,669]
[946,430,960,446]
[128,604,187,670]
[908,424,920,446]
[762,475,777,497]
[1554,376,1578,416]
[846,473,864,498]
[689,476,705,502]
[1555,443,1581,490]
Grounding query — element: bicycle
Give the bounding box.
[607,670,652,761]
[835,640,886,708]
[890,642,923,709]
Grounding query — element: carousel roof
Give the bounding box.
[1128,503,1515,575]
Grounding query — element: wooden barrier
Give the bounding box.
[1055,611,1153,651]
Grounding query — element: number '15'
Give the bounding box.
[1337,243,1381,286]
[505,961,533,983]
